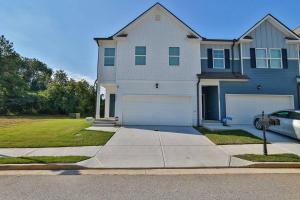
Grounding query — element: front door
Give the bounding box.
[109,94,115,117]
[202,86,219,120]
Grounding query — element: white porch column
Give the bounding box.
[105,92,110,118]
[95,43,101,119]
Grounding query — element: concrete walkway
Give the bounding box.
[203,124,300,156]
[79,126,250,168]
[0,146,101,157]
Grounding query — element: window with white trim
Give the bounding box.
[104,48,115,66]
[169,47,180,66]
[255,48,268,68]
[135,46,146,65]
[269,49,282,69]
[213,49,224,69]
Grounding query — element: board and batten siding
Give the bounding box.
[219,60,299,119]
[242,20,298,58]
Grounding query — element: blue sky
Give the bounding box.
[1,0,300,83]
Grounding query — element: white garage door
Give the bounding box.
[226,94,294,124]
[122,95,193,126]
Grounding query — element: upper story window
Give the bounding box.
[255,48,268,68]
[213,49,225,69]
[269,49,282,69]
[169,47,180,66]
[104,48,115,66]
[135,46,146,65]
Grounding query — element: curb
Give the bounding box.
[248,162,300,168]
[0,164,87,170]
[0,163,300,170]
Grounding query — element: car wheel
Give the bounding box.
[254,118,263,130]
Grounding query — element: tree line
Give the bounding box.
[0,35,104,117]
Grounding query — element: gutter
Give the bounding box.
[297,82,300,109]
[231,39,237,73]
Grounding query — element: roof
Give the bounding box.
[93,5,299,44]
[294,27,300,35]
[202,38,234,42]
[197,72,249,80]
[239,14,300,40]
[94,2,202,42]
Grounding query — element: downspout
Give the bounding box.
[196,76,200,127]
[231,39,237,73]
[95,40,101,119]
[297,83,300,109]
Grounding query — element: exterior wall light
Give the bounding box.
[257,84,262,90]
[155,83,159,88]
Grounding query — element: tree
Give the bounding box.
[21,58,53,91]
[0,35,96,116]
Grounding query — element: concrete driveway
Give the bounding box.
[233,125,300,156]
[79,126,245,168]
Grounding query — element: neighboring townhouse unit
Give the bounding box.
[94,3,300,126]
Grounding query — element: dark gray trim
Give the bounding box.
[282,48,288,69]
[116,34,128,37]
[207,49,213,68]
[202,38,234,42]
[298,83,300,109]
[197,72,249,80]
[250,48,256,68]
[224,49,230,69]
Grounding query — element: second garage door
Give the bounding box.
[122,95,193,126]
[225,94,294,124]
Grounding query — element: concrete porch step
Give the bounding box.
[92,123,116,127]
[93,119,116,127]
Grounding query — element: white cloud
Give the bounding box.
[52,67,95,85]
[68,72,95,85]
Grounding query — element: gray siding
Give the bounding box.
[242,20,298,58]
[201,44,239,58]
[201,59,241,73]
[219,59,299,119]
[200,44,241,72]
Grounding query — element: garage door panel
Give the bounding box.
[122,95,192,126]
[226,94,294,124]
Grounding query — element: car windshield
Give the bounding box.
[271,111,290,118]
[289,112,300,120]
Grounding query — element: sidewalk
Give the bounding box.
[0,146,101,157]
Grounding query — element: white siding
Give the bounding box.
[116,7,200,81]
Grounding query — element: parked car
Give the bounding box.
[253,109,300,140]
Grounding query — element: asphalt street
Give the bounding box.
[0,173,299,200]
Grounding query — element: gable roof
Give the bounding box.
[294,27,300,35]
[94,2,202,41]
[239,14,300,40]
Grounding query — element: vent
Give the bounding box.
[155,14,161,21]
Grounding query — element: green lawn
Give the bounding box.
[194,127,264,145]
[0,156,90,164]
[0,117,114,148]
[235,154,300,162]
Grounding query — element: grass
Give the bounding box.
[194,127,264,145]
[0,156,90,164]
[0,117,114,148]
[235,154,300,162]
